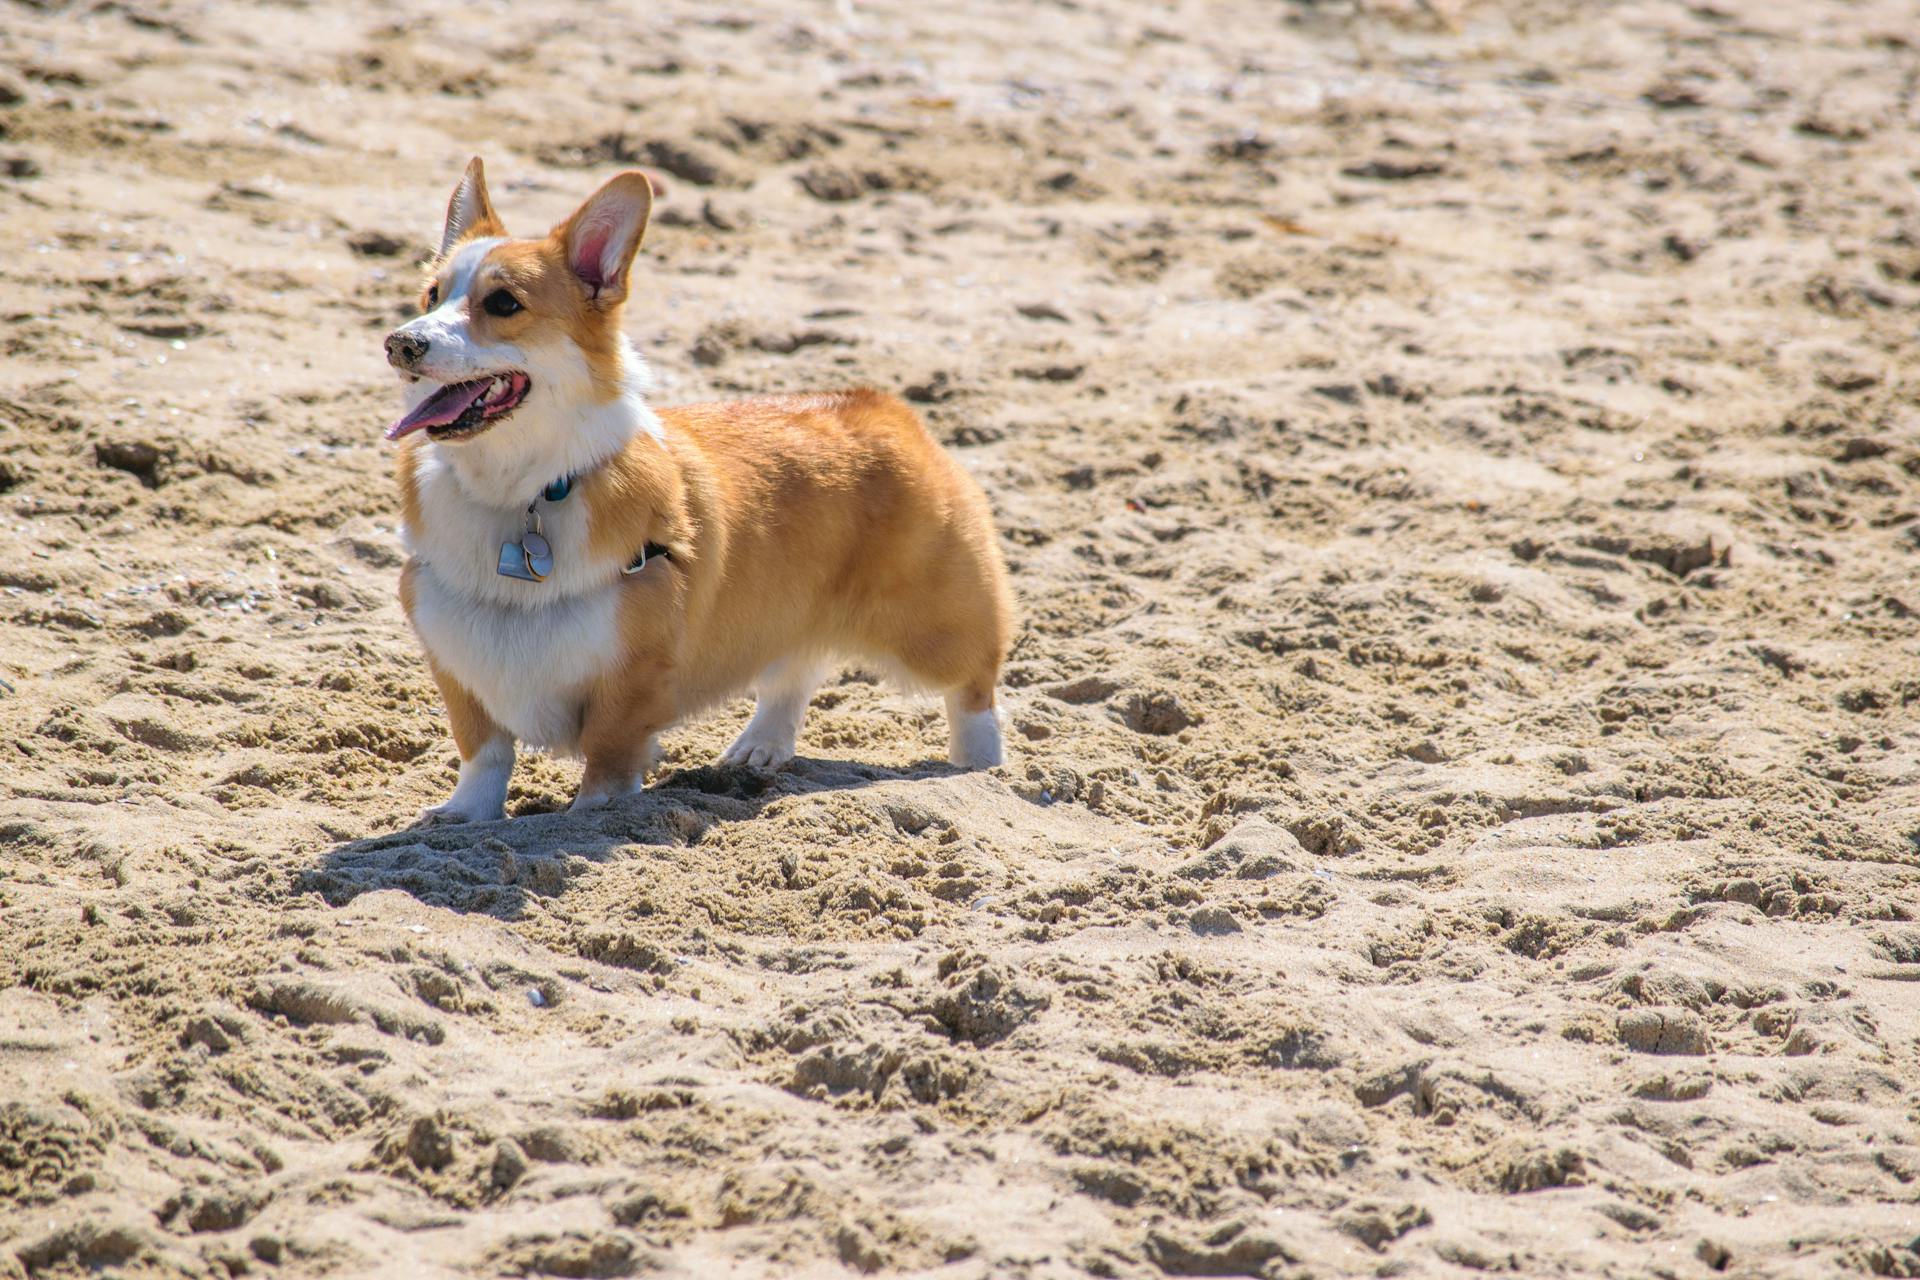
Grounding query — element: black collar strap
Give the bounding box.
[624,541,672,576]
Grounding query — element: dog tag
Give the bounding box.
[521,531,553,581]
[497,539,539,581]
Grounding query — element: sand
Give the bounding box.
[2,0,1919,1276]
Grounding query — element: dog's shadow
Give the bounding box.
[305,755,953,921]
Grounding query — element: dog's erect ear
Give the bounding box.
[558,171,653,307]
[440,157,504,257]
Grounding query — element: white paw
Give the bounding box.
[427,738,514,827]
[948,708,1004,770]
[720,727,796,771]
[412,800,502,828]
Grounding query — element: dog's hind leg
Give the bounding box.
[858,550,1009,771]
[721,654,829,771]
[944,676,1004,769]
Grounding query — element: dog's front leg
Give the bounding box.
[417,660,514,825]
[423,734,515,826]
[571,739,659,811]
[570,675,672,812]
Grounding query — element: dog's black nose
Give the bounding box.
[386,331,430,370]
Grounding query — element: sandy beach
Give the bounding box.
[2,0,1918,1275]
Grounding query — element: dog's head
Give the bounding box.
[383,158,653,445]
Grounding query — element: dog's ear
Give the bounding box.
[440,157,504,257]
[557,171,653,307]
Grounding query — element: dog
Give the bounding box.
[383,158,1012,824]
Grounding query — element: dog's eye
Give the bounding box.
[483,289,523,318]
[422,283,439,312]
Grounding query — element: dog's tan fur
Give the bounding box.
[391,162,1012,814]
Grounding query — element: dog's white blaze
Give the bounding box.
[408,564,622,753]
[391,238,525,389]
[444,236,502,302]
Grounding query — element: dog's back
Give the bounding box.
[599,388,1012,724]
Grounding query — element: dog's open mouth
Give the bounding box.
[385,372,531,442]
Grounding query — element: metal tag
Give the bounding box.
[497,540,539,581]
[521,531,553,581]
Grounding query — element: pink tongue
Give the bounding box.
[385,380,489,441]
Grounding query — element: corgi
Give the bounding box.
[383,158,1013,824]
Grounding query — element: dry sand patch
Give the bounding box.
[2,1,1919,1276]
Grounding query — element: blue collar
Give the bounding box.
[541,474,573,504]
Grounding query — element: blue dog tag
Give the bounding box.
[497,539,538,581]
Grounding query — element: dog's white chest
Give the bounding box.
[407,567,621,753]
[402,455,628,753]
